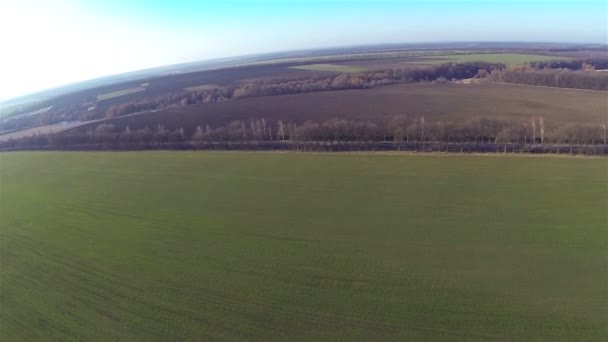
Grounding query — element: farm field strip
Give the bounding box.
[236,50,512,68]
[184,84,222,92]
[1,152,606,340]
[405,53,568,65]
[96,86,147,101]
[290,64,366,73]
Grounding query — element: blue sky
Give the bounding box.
[0,0,606,100]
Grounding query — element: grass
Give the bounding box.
[1,151,606,341]
[290,63,366,73]
[96,87,147,101]
[407,53,567,65]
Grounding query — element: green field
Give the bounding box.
[1,152,606,341]
[408,53,567,65]
[290,63,366,73]
[96,86,147,101]
[184,84,222,92]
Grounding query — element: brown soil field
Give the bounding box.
[0,122,94,142]
[70,82,607,136]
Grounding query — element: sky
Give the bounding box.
[0,0,606,101]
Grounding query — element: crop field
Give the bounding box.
[290,63,366,73]
[184,84,222,92]
[96,86,147,101]
[75,82,608,136]
[407,53,567,65]
[1,152,606,340]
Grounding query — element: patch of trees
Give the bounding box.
[105,86,233,118]
[4,116,606,155]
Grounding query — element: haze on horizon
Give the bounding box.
[1,0,606,101]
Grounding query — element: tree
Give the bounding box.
[193,125,204,141]
[538,117,545,144]
[250,120,256,138]
[268,124,273,140]
[406,122,419,142]
[277,120,285,140]
[388,115,409,143]
[420,116,425,142]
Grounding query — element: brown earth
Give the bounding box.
[68,82,608,136]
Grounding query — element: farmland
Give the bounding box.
[1,152,606,340]
[96,87,147,101]
[290,63,366,73]
[407,53,567,65]
[73,82,608,136]
[2,44,606,151]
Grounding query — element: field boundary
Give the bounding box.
[3,141,607,156]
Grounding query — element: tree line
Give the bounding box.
[4,116,606,154]
[528,58,608,71]
[489,58,608,90]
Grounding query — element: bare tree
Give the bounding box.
[250,120,256,138]
[268,124,273,140]
[277,120,285,140]
[193,125,204,141]
[256,120,262,140]
[287,123,294,140]
[388,115,408,143]
[538,117,545,144]
[531,118,536,143]
[420,116,425,142]
[406,123,419,142]
[602,123,607,144]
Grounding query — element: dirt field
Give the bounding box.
[69,82,608,136]
[0,122,92,142]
